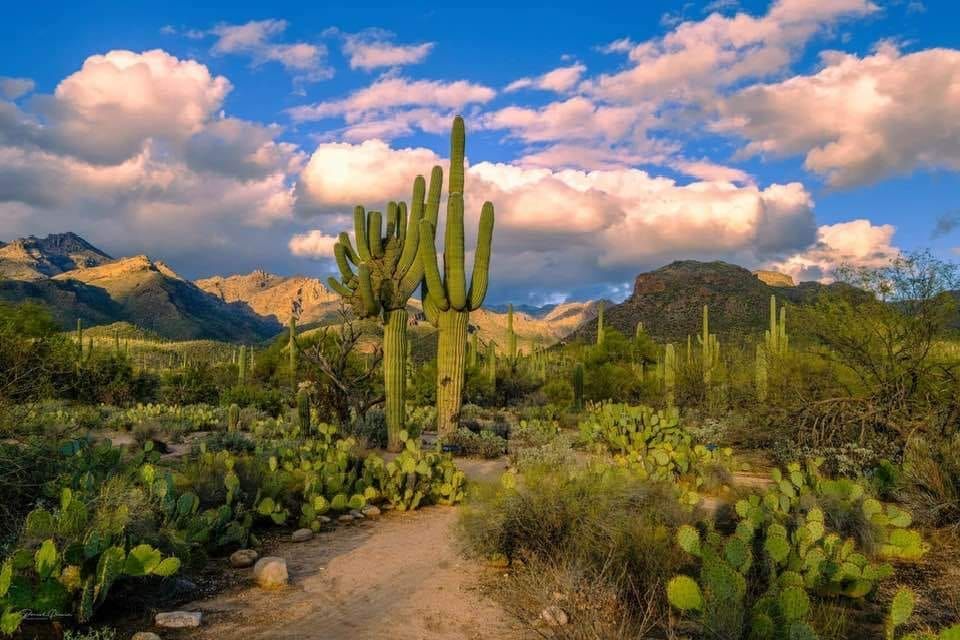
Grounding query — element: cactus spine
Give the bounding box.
[288,315,298,387]
[573,362,584,411]
[327,158,429,451]
[420,116,495,435]
[596,302,605,345]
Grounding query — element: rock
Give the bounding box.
[380,503,395,511]
[230,549,258,568]
[540,606,568,627]
[361,505,381,518]
[155,611,202,628]
[133,633,162,640]
[337,514,355,524]
[253,557,288,589]
[349,509,364,519]
[291,528,314,542]
[318,515,332,524]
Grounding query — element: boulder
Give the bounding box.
[229,549,258,568]
[291,528,314,542]
[155,611,202,628]
[253,556,288,589]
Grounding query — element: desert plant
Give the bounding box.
[419,116,495,436]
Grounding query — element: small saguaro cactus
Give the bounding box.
[238,345,246,384]
[227,403,240,432]
[596,302,605,345]
[420,116,496,435]
[573,362,585,411]
[288,315,298,387]
[755,343,768,401]
[326,163,430,451]
[486,340,497,384]
[468,331,479,368]
[699,305,720,386]
[297,388,311,435]
[506,304,518,364]
[75,318,84,366]
[664,343,677,405]
[765,295,789,357]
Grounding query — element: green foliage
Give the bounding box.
[441,428,506,459]
[373,430,465,511]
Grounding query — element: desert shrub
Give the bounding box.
[900,433,960,529]
[510,435,577,474]
[346,408,387,448]
[459,465,691,637]
[441,428,506,458]
[159,362,219,405]
[219,384,285,417]
[542,377,574,407]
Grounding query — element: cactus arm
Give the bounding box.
[468,201,495,310]
[338,231,360,265]
[398,175,426,276]
[357,265,380,316]
[327,276,353,298]
[419,220,450,311]
[367,210,383,259]
[385,201,398,240]
[397,201,408,244]
[422,283,440,326]
[354,206,371,262]
[425,166,443,227]
[445,194,468,310]
[334,242,357,285]
[449,115,465,195]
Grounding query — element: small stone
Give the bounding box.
[252,557,288,589]
[230,549,258,568]
[318,515,332,524]
[540,605,568,627]
[349,509,364,519]
[291,528,314,542]
[361,505,381,518]
[337,514,355,524]
[133,633,162,640]
[380,503,395,511]
[155,611,202,628]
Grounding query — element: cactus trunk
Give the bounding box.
[436,309,469,436]
[384,309,408,451]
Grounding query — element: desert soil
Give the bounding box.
[163,458,528,640]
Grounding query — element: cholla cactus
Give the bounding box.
[420,116,495,435]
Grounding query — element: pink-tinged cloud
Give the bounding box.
[343,36,435,70]
[716,43,960,186]
[766,219,900,282]
[289,230,338,258]
[505,63,587,93]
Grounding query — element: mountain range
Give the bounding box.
[1,232,812,347]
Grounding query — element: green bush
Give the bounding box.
[441,429,506,458]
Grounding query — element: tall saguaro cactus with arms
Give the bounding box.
[326,174,436,451]
[420,116,496,435]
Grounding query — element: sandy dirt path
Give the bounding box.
[168,459,527,640]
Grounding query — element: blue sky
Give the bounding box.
[1,0,959,304]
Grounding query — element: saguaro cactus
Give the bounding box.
[288,315,298,387]
[765,295,788,357]
[596,302,605,345]
[506,304,518,364]
[486,341,497,384]
[238,345,246,384]
[573,362,584,411]
[297,388,311,435]
[664,343,677,405]
[699,305,720,386]
[420,116,496,435]
[327,172,430,451]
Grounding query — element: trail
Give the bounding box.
[168,459,526,640]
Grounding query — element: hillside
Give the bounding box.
[569,261,811,343]
[0,232,112,280]
[53,256,280,342]
[196,270,340,325]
